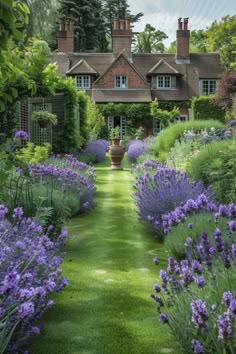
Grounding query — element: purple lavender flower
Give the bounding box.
[211,304,217,312]
[229,299,236,316]
[127,140,146,162]
[153,284,161,292]
[12,207,24,220]
[191,339,205,354]
[160,270,168,284]
[217,312,232,341]
[188,223,194,229]
[227,220,236,232]
[0,204,8,220]
[231,243,236,257]
[32,326,40,336]
[194,276,205,288]
[222,292,234,307]
[191,300,209,329]
[14,130,29,142]
[153,256,159,265]
[18,302,35,319]
[159,313,169,324]
[191,260,203,274]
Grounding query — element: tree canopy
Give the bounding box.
[134,24,167,53]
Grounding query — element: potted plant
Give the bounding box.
[32,111,57,128]
[109,126,121,146]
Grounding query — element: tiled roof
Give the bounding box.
[91,89,152,103]
[66,59,97,74]
[148,59,181,75]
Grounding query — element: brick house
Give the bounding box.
[53,16,222,135]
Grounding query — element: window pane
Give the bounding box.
[165,76,170,88]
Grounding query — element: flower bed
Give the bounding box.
[133,165,213,237]
[0,205,68,352]
[79,139,109,163]
[151,216,236,354]
[127,140,146,162]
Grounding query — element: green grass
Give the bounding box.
[32,155,178,354]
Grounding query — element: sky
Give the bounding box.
[129,0,236,46]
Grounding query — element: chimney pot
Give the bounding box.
[183,18,189,30]
[120,19,125,30]
[178,17,182,30]
[114,16,119,30]
[125,16,130,30]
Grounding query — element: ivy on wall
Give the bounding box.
[192,96,226,123]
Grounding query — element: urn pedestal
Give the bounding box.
[108,140,125,170]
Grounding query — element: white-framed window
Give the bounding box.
[76,75,91,89]
[157,75,171,89]
[115,75,128,88]
[200,79,218,96]
[174,115,188,123]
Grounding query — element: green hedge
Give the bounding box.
[188,139,236,203]
[192,96,225,122]
[154,120,224,162]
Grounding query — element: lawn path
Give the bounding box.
[32,156,176,354]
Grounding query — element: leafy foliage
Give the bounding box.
[188,139,236,203]
[192,96,226,122]
[150,99,180,127]
[134,24,167,53]
[15,142,51,165]
[86,99,105,139]
[154,120,224,162]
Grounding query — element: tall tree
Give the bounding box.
[206,15,236,70]
[59,0,107,52]
[102,0,143,39]
[134,24,167,53]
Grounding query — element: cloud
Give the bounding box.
[129,0,236,46]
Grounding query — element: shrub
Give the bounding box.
[188,140,236,203]
[154,120,224,162]
[15,142,51,165]
[166,139,201,171]
[151,219,236,354]
[127,140,146,162]
[192,96,226,122]
[133,166,213,237]
[0,205,68,352]
[80,139,109,163]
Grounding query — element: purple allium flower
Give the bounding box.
[191,339,205,354]
[217,312,232,341]
[14,130,29,142]
[153,284,161,292]
[159,313,169,324]
[18,302,35,319]
[153,256,159,265]
[191,300,209,329]
[222,292,234,307]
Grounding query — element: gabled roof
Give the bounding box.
[148,59,180,75]
[94,51,148,85]
[66,58,98,75]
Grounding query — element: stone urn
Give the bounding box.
[109,139,125,170]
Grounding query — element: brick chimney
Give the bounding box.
[176,17,190,64]
[112,16,132,60]
[57,17,74,52]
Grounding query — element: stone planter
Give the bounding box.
[109,140,125,170]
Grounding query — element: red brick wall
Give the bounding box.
[176,30,190,59]
[93,56,148,89]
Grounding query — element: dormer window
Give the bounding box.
[76,75,91,89]
[115,75,128,88]
[157,75,171,89]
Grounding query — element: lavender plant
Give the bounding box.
[0,205,68,352]
[127,140,146,162]
[152,221,236,354]
[133,166,213,237]
[79,139,109,163]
